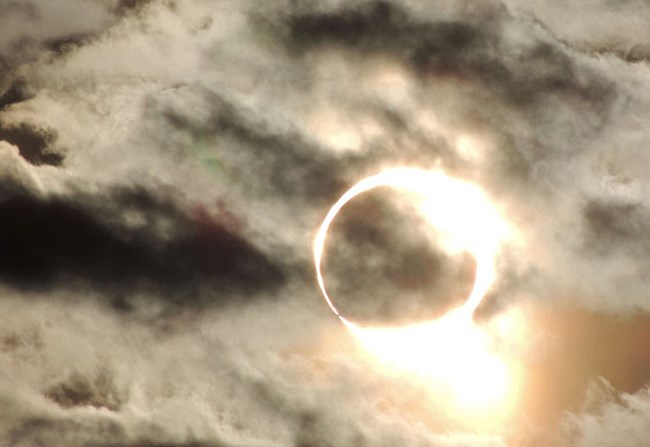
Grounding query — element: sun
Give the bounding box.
[313,167,519,424]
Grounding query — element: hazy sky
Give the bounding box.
[1,1,650,446]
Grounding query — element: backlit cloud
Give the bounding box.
[1,1,650,446]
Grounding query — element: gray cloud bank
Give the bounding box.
[1,0,650,445]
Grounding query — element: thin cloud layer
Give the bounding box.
[1,0,650,446]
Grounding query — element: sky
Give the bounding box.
[0,0,650,446]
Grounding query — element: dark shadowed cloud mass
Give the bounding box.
[1,0,650,446]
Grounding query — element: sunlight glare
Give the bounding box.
[313,167,517,424]
[345,309,516,422]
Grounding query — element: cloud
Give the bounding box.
[0,122,62,166]
[0,181,284,310]
[1,0,650,446]
[564,384,650,447]
[322,187,475,325]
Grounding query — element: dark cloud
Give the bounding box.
[282,0,492,76]
[281,0,613,107]
[0,80,32,111]
[0,184,284,308]
[111,0,158,17]
[43,32,93,56]
[626,43,650,63]
[45,368,124,411]
[101,444,220,447]
[161,91,347,204]
[583,200,650,254]
[0,122,63,166]
[284,1,410,51]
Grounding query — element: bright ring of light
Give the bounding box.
[313,167,505,328]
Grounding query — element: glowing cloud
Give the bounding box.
[314,167,508,322]
[313,167,517,420]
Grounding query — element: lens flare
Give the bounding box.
[313,167,516,421]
